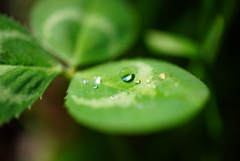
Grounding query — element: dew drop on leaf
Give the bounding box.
[135,80,141,84]
[110,96,114,100]
[119,68,135,82]
[83,80,90,84]
[94,76,102,84]
[146,79,151,83]
[92,85,98,89]
[158,73,167,80]
[110,95,119,100]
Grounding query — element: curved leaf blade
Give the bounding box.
[66,59,209,134]
[201,15,224,63]
[0,15,61,124]
[31,0,138,67]
[145,30,200,59]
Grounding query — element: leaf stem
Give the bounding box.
[63,66,77,80]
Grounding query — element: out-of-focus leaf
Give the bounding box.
[145,30,200,59]
[0,15,61,124]
[201,15,224,63]
[66,59,209,134]
[30,0,138,67]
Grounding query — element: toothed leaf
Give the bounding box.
[0,15,61,124]
[66,59,209,134]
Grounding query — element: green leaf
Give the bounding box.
[0,15,61,124]
[31,0,138,67]
[145,30,200,59]
[201,15,224,63]
[66,59,209,134]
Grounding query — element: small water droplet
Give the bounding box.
[82,79,89,84]
[175,82,179,87]
[146,80,151,83]
[119,68,135,82]
[92,85,98,89]
[158,73,166,80]
[110,94,119,100]
[94,76,102,84]
[110,96,114,100]
[135,80,141,84]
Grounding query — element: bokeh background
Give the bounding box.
[0,0,240,161]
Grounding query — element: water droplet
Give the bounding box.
[119,68,135,82]
[175,82,179,87]
[158,73,166,80]
[110,96,114,100]
[146,80,151,83]
[94,76,102,84]
[40,96,42,100]
[92,85,98,89]
[110,94,119,100]
[135,80,141,84]
[82,79,90,84]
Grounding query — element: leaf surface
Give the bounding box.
[31,0,138,67]
[66,59,209,134]
[145,30,200,59]
[0,15,61,124]
[201,15,224,63]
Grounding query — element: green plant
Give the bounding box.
[0,0,209,134]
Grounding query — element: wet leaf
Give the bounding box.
[66,59,209,134]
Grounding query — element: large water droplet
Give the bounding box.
[119,68,135,82]
[92,85,98,89]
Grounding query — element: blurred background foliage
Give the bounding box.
[0,0,240,161]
